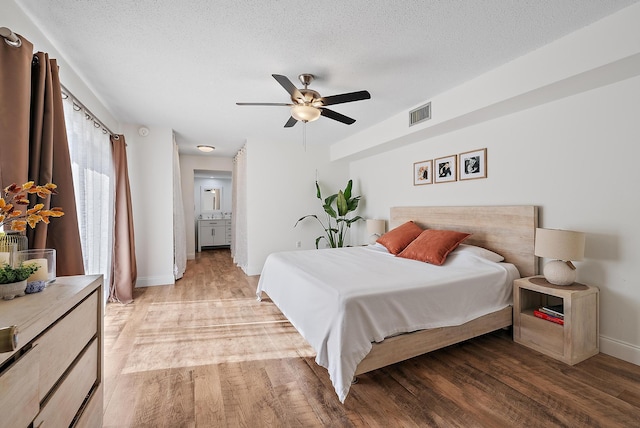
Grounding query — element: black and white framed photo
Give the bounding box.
[434,155,457,183]
[459,148,487,180]
[413,160,433,185]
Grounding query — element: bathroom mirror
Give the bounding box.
[201,187,221,211]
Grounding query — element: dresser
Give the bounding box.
[198,219,231,251]
[0,275,103,428]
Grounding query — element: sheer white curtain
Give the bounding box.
[62,96,115,287]
[172,137,186,280]
[232,145,247,270]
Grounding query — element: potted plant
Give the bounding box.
[295,180,364,248]
[0,263,38,300]
[0,181,64,299]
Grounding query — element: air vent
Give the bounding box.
[409,102,431,126]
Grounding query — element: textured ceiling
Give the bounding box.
[15,0,638,157]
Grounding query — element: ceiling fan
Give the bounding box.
[236,74,371,127]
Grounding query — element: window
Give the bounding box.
[62,96,115,287]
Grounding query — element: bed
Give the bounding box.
[256,205,538,402]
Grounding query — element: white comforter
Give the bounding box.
[256,244,519,403]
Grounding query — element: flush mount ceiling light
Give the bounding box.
[290,104,321,123]
[197,145,215,153]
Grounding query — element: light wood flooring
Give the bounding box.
[104,249,640,427]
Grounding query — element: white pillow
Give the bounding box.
[454,244,504,262]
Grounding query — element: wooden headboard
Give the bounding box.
[390,206,539,278]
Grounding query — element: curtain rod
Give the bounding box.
[60,84,118,139]
[0,27,22,47]
[1,26,119,139]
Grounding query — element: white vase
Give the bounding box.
[0,279,27,300]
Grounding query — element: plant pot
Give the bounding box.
[0,279,27,300]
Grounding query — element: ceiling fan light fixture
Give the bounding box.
[197,145,215,152]
[290,105,321,123]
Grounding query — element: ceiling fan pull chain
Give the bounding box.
[303,122,307,151]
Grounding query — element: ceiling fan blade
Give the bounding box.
[236,102,292,106]
[320,90,371,106]
[284,116,298,128]
[320,108,356,125]
[272,74,304,102]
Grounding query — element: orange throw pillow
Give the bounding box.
[376,221,423,254]
[397,229,471,265]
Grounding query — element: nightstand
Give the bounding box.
[513,275,599,365]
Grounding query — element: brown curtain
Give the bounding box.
[35,57,84,276]
[0,34,84,276]
[110,134,137,303]
[0,33,33,188]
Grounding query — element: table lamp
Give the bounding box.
[366,219,386,244]
[534,228,585,285]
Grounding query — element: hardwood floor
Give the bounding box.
[103,249,640,427]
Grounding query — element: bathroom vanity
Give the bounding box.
[198,218,231,251]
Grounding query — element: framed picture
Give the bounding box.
[459,148,487,180]
[413,160,433,185]
[434,155,457,183]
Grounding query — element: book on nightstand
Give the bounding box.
[539,304,564,319]
[533,309,564,325]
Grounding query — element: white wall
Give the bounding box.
[179,155,233,259]
[244,137,349,275]
[343,4,640,365]
[125,124,175,286]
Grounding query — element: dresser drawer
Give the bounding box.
[0,345,40,428]
[34,291,98,400]
[75,383,103,428]
[200,220,224,227]
[34,338,98,428]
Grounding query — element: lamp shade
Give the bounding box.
[290,105,321,122]
[366,219,386,236]
[534,228,585,261]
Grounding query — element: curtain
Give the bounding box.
[64,94,115,288]
[232,145,247,270]
[110,135,137,303]
[0,33,84,276]
[0,33,32,187]
[172,138,186,280]
[30,56,85,276]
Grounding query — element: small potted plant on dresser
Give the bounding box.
[0,263,38,300]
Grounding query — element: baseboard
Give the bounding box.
[135,275,175,287]
[600,335,640,366]
[187,252,195,260]
[243,265,261,276]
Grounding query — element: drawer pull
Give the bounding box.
[0,325,18,352]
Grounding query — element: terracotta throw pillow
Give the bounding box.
[376,221,423,255]
[397,229,471,265]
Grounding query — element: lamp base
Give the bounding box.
[543,260,576,286]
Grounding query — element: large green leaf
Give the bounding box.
[323,203,337,218]
[347,195,361,212]
[345,215,364,225]
[294,214,318,227]
[315,181,322,200]
[336,190,348,217]
[324,194,337,206]
[343,179,353,200]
